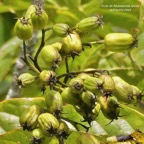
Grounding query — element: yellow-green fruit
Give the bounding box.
[57,120,70,135]
[69,77,84,94]
[19,105,41,131]
[14,17,33,40]
[99,74,115,95]
[51,42,62,52]
[76,73,89,81]
[83,76,103,94]
[49,136,59,144]
[112,76,133,102]
[104,33,135,52]
[61,87,81,105]
[40,45,62,68]
[92,102,101,116]
[61,32,82,56]
[53,23,70,37]
[131,85,142,102]
[77,132,100,144]
[98,95,120,120]
[31,7,48,29]
[17,73,35,87]
[31,128,44,139]
[38,113,59,132]
[39,70,56,85]
[25,5,37,18]
[81,91,96,107]
[45,90,63,114]
[75,16,103,32]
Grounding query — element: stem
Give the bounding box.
[22,41,40,74]
[33,29,45,72]
[57,69,107,80]
[83,40,104,47]
[63,56,70,83]
[128,52,142,71]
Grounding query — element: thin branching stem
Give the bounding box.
[22,41,40,74]
[33,29,45,72]
[57,69,107,80]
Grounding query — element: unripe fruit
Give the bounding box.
[83,76,103,94]
[51,42,62,52]
[112,76,133,102]
[60,32,82,57]
[99,74,115,95]
[31,6,48,29]
[80,91,96,107]
[38,113,59,132]
[104,33,135,52]
[57,120,70,136]
[40,45,62,68]
[76,73,89,81]
[77,132,100,144]
[49,136,59,144]
[69,77,84,94]
[131,85,143,102]
[19,105,41,131]
[92,102,101,116]
[53,23,70,37]
[98,95,120,120]
[14,17,33,40]
[45,90,63,115]
[75,16,103,32]
[61,87,81,105]
[17,73,35,88]
[39,70,56,86]
[25,5,37,19]
[31,128,44,139]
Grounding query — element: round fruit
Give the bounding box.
[14,17,33,40]
[31,6,48,29]
[60,32,82,57]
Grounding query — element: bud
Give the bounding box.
[19,105,41,131]
[99,74,115,96]
[40,45,62,69]
[53,23,70,37]
[83,76,103,94]
[112,76,133,103]
[38,113,59,132]
[39,70,56,86]
[80,91,96,107]
[77,132,100,144]
[14,17,33,40]
[17,73,35,88]
[45,90,63,115]
[60,32,82,57]
[75,16,103,32]
[61,87,81,105]
[104,33,135,52]
[31,5,48,29]
[69,77,84,94]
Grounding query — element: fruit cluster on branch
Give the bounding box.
[14,1,143,144]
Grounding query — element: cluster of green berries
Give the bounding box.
[14,2,141,144]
